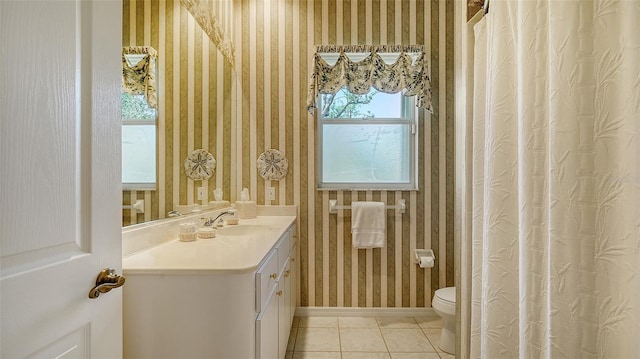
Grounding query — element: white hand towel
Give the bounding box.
[351,201,386,248]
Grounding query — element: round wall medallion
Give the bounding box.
[257,149,288,181]
[184,149,216,180]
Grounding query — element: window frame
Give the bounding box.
[316,90,419,191]
[121,117,157,191]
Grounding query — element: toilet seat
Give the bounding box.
[435,287,455,303]
[433,287,456,315]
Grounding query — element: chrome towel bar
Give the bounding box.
[328,199,406,214]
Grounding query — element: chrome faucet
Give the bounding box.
[204,210,237,226]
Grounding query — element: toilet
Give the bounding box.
[432,286,456,354]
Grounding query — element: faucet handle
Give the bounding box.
[201,217,215,226]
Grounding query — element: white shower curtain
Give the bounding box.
[471,1,640,358]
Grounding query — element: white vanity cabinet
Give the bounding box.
[256,225,296,359]
[278,257,293,355]
[123,215,297,359]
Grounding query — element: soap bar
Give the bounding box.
[235,201,257,219]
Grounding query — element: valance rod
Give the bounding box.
[315,44,425,54]
[123,46,157,57]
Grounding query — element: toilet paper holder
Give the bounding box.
[414,249,435,266]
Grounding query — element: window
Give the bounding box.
[308,46,431,190]
[122,52,157,190]
[122,92,156,189]
[317,87,417,190]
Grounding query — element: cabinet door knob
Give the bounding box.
[270,273,277,279]
[276,290,283,296]
[291,257,295,262]
[284,270,290,278]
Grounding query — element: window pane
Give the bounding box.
[122,125,156,184]
[322,124,409,183]
[122,92,157,120]
[320,88,403,119]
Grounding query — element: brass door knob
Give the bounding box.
[88,268,126,299]
[276,290,283,296]
[284,270,290,278]
[270,273,277,279]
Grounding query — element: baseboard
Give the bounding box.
[294,306,437,318]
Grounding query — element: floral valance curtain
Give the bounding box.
[122,46,158,109]
[307,45,433,113]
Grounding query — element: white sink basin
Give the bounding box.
[216,224,271,236]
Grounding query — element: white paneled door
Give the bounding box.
[0,0,122,358]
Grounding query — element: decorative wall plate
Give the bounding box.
[184,149,216,180]
[257,149,288,181]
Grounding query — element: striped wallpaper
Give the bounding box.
[122,0,235,226]
[234,0,455,307]
[122,0,454,308]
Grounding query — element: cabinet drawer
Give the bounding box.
[255,249,278,312]
[276,229,291,270]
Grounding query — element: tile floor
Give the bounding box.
[285,316,455,359]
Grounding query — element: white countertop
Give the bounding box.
[123,215,296,274]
